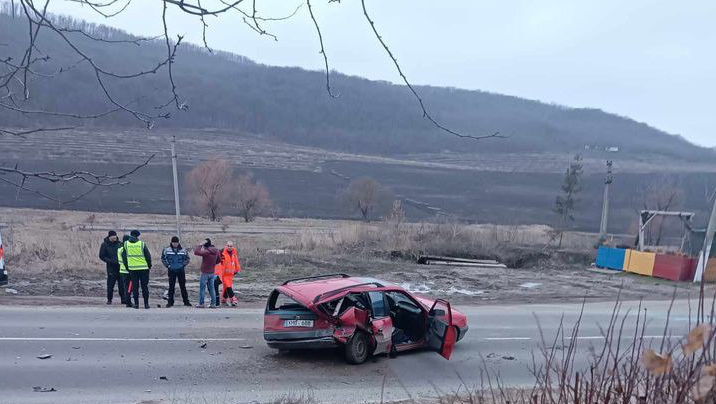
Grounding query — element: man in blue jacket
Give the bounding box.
[161,236,191,307]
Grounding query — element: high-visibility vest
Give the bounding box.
[117,246,128,274]
[124,240,149,271]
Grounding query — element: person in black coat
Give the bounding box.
[99,230,124,305]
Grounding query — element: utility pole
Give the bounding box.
[694,193,716,282]
[598,160,613,243]
[170,136,182,238]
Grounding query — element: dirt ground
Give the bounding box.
[0,207,709,306]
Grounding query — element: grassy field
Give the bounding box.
[0,208,707,305]
[2,129,716,233]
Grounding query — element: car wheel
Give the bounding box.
[344,332,369,364]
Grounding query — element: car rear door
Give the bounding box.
[426,299,457,360]
[366,291,393,355]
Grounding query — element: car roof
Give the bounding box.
[279,276,396,304]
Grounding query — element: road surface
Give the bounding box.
[0,300,695,403]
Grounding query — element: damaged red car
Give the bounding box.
[263,274,468,364]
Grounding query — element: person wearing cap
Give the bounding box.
[161,236,191,308]
[116,234,132,307]
[99,230,124,305]
[217,241,241,306]
[121,230,152,309]
[193,238,219,308]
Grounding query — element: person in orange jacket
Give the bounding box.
[216,241,241,306]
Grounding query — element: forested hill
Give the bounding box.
[1,9,710,158]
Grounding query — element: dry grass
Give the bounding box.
[1,207,595,277]
[293,220,596,263]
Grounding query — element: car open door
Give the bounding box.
[426,299,457,360]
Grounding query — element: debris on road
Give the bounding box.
[200,342,207,349]
[36,354,52,360]
[33,386,57,392]
[418,255,507,269]
[159,376,168,381]
[5,288,18,294]
[502,356,516,360]
[240,345,253,349]
[71,346,80,349]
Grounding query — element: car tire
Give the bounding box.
[344,332,369,364]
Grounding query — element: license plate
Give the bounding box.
[283,319,314,328]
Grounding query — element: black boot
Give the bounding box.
[144,301,150,309]
[133,304,139,309]
[166,301,174,308]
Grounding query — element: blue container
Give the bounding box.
[596,246,610,268]
[595,247,625,271]
[606,248,625,271]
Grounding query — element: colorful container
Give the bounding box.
[625,250,656,276]
[653,254,697,282]
[704,258,716,283]
[595,246,626,271]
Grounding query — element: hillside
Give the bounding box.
[1,9,711,159]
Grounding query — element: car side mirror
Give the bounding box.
[429,309,446,317]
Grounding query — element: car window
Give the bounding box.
[268,291,306,311]
[367,291,389,317]
[386,291,420,312]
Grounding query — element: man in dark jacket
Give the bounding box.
[161,236,191,308]
[193,238,220,308]
[99,230,124,305]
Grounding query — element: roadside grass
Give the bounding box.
[2,208,595,278]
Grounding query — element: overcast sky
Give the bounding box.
[48,0,716,147]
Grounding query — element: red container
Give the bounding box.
[653,254,697,281]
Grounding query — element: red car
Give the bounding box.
[264,274,468,364]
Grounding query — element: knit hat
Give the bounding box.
[171,236,180,243]
[130,230,141,237]
[108,230,117,237]
[226,241,234,246]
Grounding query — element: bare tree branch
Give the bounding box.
[306,0,337,98]
[0,153,156,186]
[360,0,503,141]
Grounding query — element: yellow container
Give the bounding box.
[625,250,655,276]
[704,258,716,283]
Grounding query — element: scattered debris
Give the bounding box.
[502,356,516,361]
[32,386,57,393]
[159,376,168,381]
[240,345,253,349]
[145,389,152,393]
[5,288,18,294]
[72,346,81,349]
[486,353,497,358]
[519,282,542,289]
[36,354,52,360]
[200,342,207,349]
[418,255,507,269]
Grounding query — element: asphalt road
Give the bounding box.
[0,300,696,404]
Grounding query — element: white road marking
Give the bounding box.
[483,335,678,341]
[0,337,246,342]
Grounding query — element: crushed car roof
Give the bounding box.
[278,275,393,304]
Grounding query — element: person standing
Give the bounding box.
[117,235,132,307]
[161,236,191,308]
[121,230,152,309]
[99,230,124,305]
[218,241,241,306]
[212,254,223,307]
[194,238,219,308]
